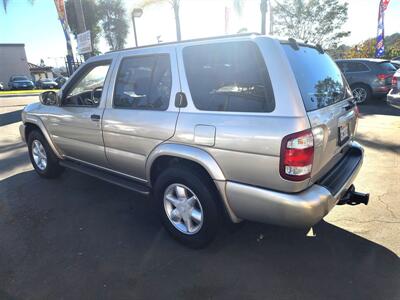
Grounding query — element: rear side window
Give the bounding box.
[346,62,369,72]
[113,54,172,110]
[378,62,396,73]
[183,41,275,112]
[282,44,350,112]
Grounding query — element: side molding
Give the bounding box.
[145,143,226,183]
[24,115,63,159]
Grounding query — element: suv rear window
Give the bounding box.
[183,41,275,112]
[378,62,396,73]
[282,44,350,112]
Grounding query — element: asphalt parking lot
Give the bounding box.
[0,96,399,300]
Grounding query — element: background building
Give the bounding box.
[0,44,30,85]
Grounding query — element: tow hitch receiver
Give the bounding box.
[338,185,369,206]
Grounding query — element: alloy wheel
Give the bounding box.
[32,140,47,171]
[352,87,367,103]
[163,183,204,235]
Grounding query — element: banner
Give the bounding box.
[54,0,74,73]
[375,0,391,58]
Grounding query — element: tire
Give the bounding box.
[153,166,220,248]
[351,84,371,103]
[27,130,64,178]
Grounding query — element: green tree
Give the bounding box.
[139,0,181,41]
[273,0,350,48]
[65,0,102,54]
[98,0,129,51]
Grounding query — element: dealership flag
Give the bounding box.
[375,0,391,58]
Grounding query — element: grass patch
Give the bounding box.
[0,89,59,95]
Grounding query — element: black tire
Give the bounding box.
[27,130,64,178]
[351,83,372,104]
[153,166,219,248]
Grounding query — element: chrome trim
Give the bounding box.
[19,124,26,143]
[64,155,148,184]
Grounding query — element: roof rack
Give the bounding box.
[106,32,262,54]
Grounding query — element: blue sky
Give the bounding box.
[0,0,399,67]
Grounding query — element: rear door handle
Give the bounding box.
[90,114,101,121]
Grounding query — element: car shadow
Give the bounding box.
[0,110,22,127]
[0,170,399,300]
[359,98,400,116]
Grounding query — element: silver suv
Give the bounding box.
[20,34,368,247]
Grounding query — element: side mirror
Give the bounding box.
[39,91,60,106]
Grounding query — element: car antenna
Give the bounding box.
[288,38,299,50]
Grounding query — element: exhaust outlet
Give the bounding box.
[338,185,369,206]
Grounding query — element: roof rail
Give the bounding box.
[106,32,262,54]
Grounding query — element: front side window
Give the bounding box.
[113,55,172,110]
[347,62,369,72]
[63,63,110,106]
[183,41,275,112]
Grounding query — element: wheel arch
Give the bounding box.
[146,143,241,223]
[24,117,63,159]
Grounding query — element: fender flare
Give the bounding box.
[24,115,63,159]
[145,143,226,183]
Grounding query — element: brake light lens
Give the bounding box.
[377,73,391,81]
[280,130,314,181]
[392,76,398,86]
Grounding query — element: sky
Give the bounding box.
[0,0,399,67]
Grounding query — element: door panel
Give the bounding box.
[102,49,180,181]
[45,60,113,167]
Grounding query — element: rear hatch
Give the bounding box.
[281,42,357,181]
[377,61,397,88]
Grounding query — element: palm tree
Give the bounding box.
[233,0,269,35]
[2,0,34,12]
[138,0,181,41]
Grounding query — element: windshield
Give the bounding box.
[12,76,29,81]
[282,44,351,112]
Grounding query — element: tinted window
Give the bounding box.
[183,41,275,112]
[347,62,369,72]
[12,76,29,81]
[114,55,172,110]
[282,44,350,112]
[378,62,396,73]
[63,63,110,106]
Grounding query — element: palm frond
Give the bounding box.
[2,0,9,12]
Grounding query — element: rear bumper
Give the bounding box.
[225,142,364,227]
[387,89,400,106]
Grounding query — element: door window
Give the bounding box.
[346,62,369,72]
[113,55,172,110]
[182,41,275,112]
[63,63,110,106]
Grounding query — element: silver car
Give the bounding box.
[387,68,400,106]
[20,34,368,247]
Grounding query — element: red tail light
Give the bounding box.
[377,73,391,80]
[280,129,314,181]
[392,76,398,86]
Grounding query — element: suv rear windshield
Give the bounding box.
[282,44,350,112]
[378,61,397,73]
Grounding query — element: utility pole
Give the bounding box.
[72,0,90,60]
[260,0,268,35]
[269,0,274,35]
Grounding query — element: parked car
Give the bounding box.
[392,56,400,61]
[336,58,396,103]
[387,68,400,106]
[8,75,35,90]
[0,82,4,91]
[36,78,58,89]
[54,76,69,88]
[390,60,400,69]
[19,34,368,247]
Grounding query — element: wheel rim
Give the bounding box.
[352,87,367,103]
[163,183,204,235]
[32,140,47,171]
